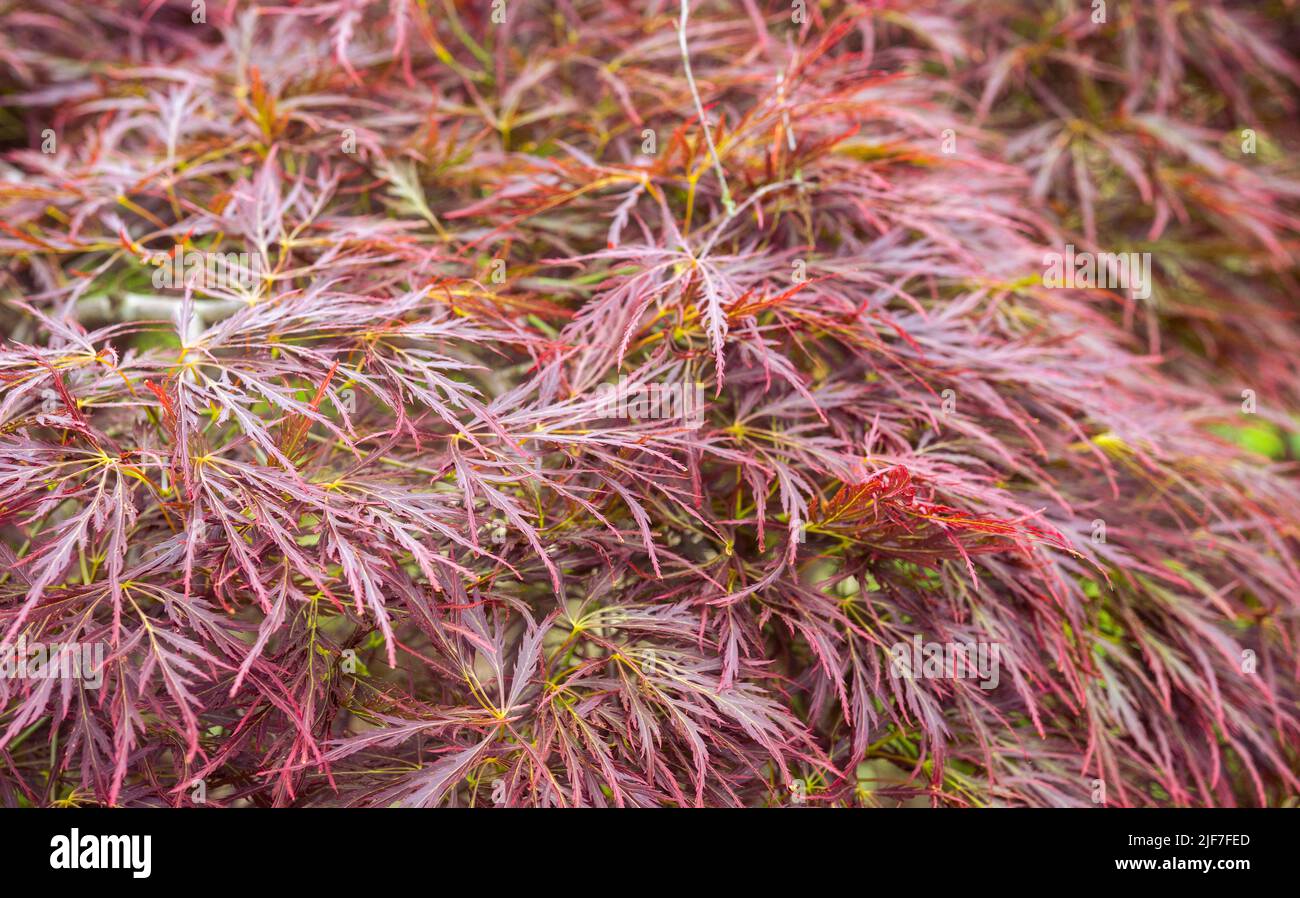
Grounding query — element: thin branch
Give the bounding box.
[678,0,735,217]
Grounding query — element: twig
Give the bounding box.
[677,0,735,217]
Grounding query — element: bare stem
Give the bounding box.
[678,0,735,218]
